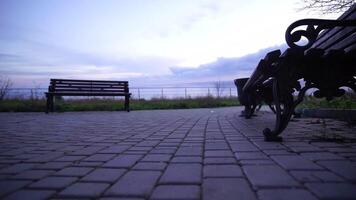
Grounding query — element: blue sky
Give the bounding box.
[0,0,338,87]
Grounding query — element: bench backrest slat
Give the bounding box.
[51,78,128,84]
[49,79,129,94]
[313,26,356,51]
[311,5,356,51]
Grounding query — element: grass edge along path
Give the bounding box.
[0,97,240,112]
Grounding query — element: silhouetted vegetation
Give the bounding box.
[0,97,240,112]
[0,76,12,101]
[299,0,354,14]
[297,92,356,109]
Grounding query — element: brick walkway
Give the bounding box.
[0,107,355,200]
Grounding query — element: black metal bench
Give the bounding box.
[236,5,356,141]
[234,77,275,118]
[45,79,131,113]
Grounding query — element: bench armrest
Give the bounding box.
[285,19,356,50]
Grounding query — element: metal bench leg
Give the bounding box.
[263,79,294,142]
[50,96,54,112]
[263,79,312,142]
[46,94,50,113]
[125,95,130,112]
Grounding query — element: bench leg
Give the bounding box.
[263,79,311,142]
[46,95,50,113]
[263,79,293,142]
[125,95,130,112]
[50,96,54,112]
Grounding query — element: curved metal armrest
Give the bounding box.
[285,19,356,50]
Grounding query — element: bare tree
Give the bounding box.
[0,77,12,100]
[214,81,225,98]
[299,0,355,14]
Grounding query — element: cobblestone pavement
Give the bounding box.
[0,107,356,200]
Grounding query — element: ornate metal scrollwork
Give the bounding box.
[285,19,356,50]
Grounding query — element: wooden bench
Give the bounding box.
[45,79,131,113]
[238,5,356,141]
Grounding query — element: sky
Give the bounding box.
[0,0,339,87]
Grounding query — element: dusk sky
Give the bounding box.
[0,0,339,87]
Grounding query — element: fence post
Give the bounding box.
[138,88,140,100]
[229,88,232,98]
[208,88,210,96]
[161,88,164,99]
[185,88,187,99]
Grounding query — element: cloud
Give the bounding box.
[169,44,287,79]
[128,44,288,87]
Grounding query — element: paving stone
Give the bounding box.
[54,167,93,177]
[305,183,356,200]
[55,155,86,162]
[170,156,202,163]
[243,165,299,188]
[150,148,176,154]
[34,162,71,170]
[159,163,202,184]
[0,180,31,197]
[203,178,256,200]
[100,198,144,200]
[11,169,54,180]
[141,154,172,162]
[105,171,161,198]
[317,160,356,181]
[205,142,229,150]
[263,149,295,156]
[103,154,143,168]
[175,147,202,156]
[271,155,322,170]
[235,152,268,160]
[204,157,237,164]
[0,163,37,174]
[205,150,234,157]
[288,146,323,153]
[204,165,243,177]
[70,147,105,156]
[150,185,200,200]
[83,154,116,162]
[290,170,344,182]
[300,152,345,161]
[3,189,55,200]
[81,168,126,183]
[253,141,286,150]
[239,159,275,165]
[72,161,103,167]
[229,142,259,152]
[133,162,167,171]
[29,176,78,189]
[26,152,64,162]
[129,146,153,151]
[59,182,109,198]
[99,145,131,154]
[258,189,318,200]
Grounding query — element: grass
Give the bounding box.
[0,96,240,112]
[297,92,356,110]
[1,92,355,112]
